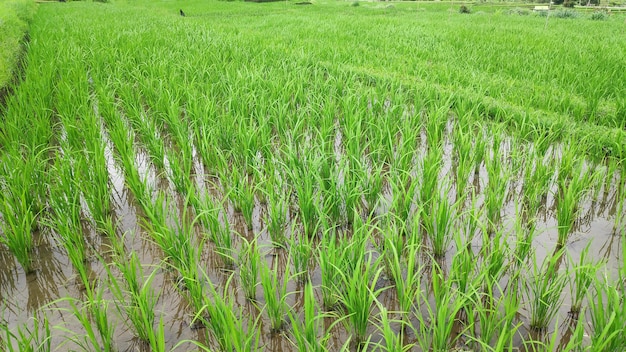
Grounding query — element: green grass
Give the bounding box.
[0,0,36,93]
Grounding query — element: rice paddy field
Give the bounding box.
[1,0,626,350]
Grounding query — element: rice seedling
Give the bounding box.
[189,273,262,352]
[587,274,626,351]
[479,227,511,294]
[260,257,291,332]
[337,251,384,348]
[107,235,160,343]
[419,145,443,214]
[0,315,52,352]
[466,283,521,351]
[450,231,477,305]
[289,225,314,284]
[214,215,236,269]
[373,303,414,352]
[386,221,423,327]
[53,285,116,352]
[288,282,342,352]
[555,165,587,247]
[290,159,322,238]
[46,157,91,287]
[362,161,385,216]
[422,187,458,258]
[567,242,601,315]
[227,167,256,230]
[452,123,474,203]
[3,1,626,350]
[415,263,468,352]
[389,169,418,231]
[525,249,568,331]
[238,236,260,301]
[484,153,509,234]
[378,215,406,283]
[318,230,346,310]
[265,185,288,247]
[0,190,36,274]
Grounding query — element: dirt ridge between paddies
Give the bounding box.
[0,0,37,111]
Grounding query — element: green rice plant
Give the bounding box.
[525,249,568,331]
[555,166,587,247]
[473,129,486,178]
[86,284,116,352]
[265,185,288,247]
[484,153,509,234]
[107,235,160,343]
[189,274,261,352]
[289,225,314,284]
[0,147,47,274]
[568,242,602,315]
[53,287,116,352]
[422,188,457,258]
[318,230,345,310]
[286,149,321,238]
[341,159,365,226]
[260,258,291,332]
[387,224,423,327]
[231,172,257,231]
[47,157,90,287]
[76,121,112,230]
[0,191,35,274]
[0,315,52,352]
[512,203,537,270]
[238,236,260,301]
[450,230,477,306]
[613,184,625,234]
[419,145,443,213]
[288,282,342,352]
[389,169,418,231]
[587,273,626,351]
[362,161,385,215]
[466,286,521,351]
[479,227,511,294]
[373,303,414,352]
[166,146,193,196]
[148,316,166,352]
[415,263,468,352]
[521,154,554,224]
[337,252,384,347]
[321,174,344,229]
[214,217,236,269]
[378,215,406,283]
[452,125,474,203]
[542,316,585,352]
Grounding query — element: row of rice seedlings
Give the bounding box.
[46,153,90,288]
[0,148,48,274]
[106,234,160,343]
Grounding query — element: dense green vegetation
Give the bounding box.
[1,0,625,351]
[0,0,36,95]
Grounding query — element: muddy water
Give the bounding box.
[1,119,624,352]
